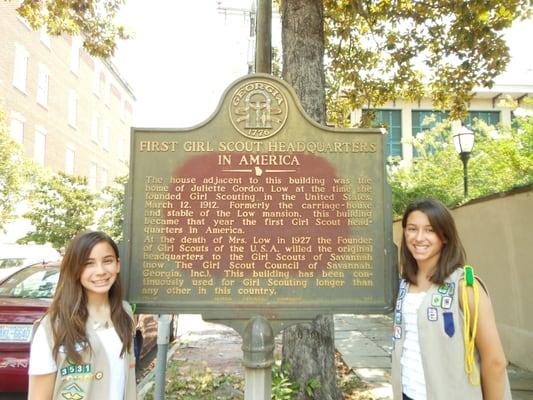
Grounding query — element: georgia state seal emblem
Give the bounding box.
[229,79,288,140]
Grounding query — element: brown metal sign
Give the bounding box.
[122,74,396,320]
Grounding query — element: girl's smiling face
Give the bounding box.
[404,210,445,270]
[80,241,120,298]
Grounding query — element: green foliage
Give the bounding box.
[0,109,36,230]
[16,0,131,58]
[143,362,243,400]
[141,358,315,400]
[304,377,321,398]
[18,172,98,251]
[271,360,299,399]
[323,0,533,124]
[389,115,533,217]
[97,175,128,243]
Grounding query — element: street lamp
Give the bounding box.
[453,126,475,197]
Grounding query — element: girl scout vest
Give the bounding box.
[37,301,137,400]
[391,268,512,400]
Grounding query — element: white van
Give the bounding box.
[0,244,61,281]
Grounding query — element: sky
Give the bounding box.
[114,0,279,128]
[113,1,532,128]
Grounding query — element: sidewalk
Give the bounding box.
[335,314,533,400]
[139,314,533,399]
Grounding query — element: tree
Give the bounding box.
[19,172,98,251]
[15,0,131,58]
[15,0,531,396]
[280,1,341,399]
[280,1,531,398]
[324,0,533,126]
[389,112,533,216]
[97,175,128,243]
[0,109,36,230]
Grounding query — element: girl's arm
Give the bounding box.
[462,282,508,400]
[28,373,55,400]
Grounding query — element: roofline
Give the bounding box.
[102,58,136,101]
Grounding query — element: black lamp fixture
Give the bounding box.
[452,126,475,198]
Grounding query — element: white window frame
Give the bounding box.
[65,145,76,174]
[89,161,98,190]
[93,61,101,96]
[101,167,109,188]
[13,43,28,93]
[91,112,100,143]
[39,26,51,48]
[102,120,110,151]
[36,63,50,107]
[9,112,25,144]
[34,126,47,166]
[68,90,78,128]
[70,36,82,75]
[103,77,111,107]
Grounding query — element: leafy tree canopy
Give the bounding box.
[324,0,533,126]
[97,174,128,244]
[16,0,131,58]
[0,109,36,230]
[18,172,98,250]
[389,111,533,216]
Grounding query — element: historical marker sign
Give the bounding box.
[123,74,396,320]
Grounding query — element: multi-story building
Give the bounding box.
[351,79,533,162]
[0,3,135,190]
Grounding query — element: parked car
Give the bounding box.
[0,262,175,393]
[0,244,61,282]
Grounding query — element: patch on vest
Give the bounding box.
[60,364,91,377]
[431,294,442,306]
[60,382,85,399]
[427,307,438,321]
[58,342,87,353]
[443,312,455,337]
[394,325,402,339]
[442,295,453,309]
[394,312,402,324]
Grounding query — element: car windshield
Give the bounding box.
[0,265,59,299]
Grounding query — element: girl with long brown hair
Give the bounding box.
[28,231,136,400]
[391,198,511,400]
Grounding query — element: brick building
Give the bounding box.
[0,3,135,190]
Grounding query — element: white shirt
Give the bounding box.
[29,322,126,400]
[400,291,427,400]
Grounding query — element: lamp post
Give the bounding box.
[453,126,475,197]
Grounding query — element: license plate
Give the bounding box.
[0,324,33,343]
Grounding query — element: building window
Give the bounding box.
[464,111,500,128]
[65,146,75,174]
[68,90,78,128]
[34,126,47,166]
[120,99,126,122]
[363,109,402,158]
[89,161,97,189]
[91,113,100,143]
[93,63,101,96]
[101,167,109,188]
[9,112,25,144]
[118,136,125,161]
[37,64,49,107]
[103,78,111,107]
[411,110,449,157]
[102,120,110,151]
[70,36,82,75]
[39,26,51,48]
[13,43,28,93]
